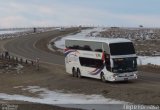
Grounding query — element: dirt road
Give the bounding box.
[0,28,160,105]
[4,28,160,82]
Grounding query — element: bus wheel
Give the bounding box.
[72,68,77,77]
[101,73,106,82]
[77,69,82,78]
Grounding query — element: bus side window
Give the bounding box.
[79,57,103,68]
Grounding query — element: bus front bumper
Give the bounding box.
[107,72,138,82]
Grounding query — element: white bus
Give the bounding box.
[64,37,137,82]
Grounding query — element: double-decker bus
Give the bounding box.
[64,37,137,82]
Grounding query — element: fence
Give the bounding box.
[0,52,41,72]
[0,52,35,66]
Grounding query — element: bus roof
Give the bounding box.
[65,37,132,44]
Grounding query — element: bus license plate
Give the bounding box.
[124,78,128,80]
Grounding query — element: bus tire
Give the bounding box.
[101,73,106,82]
[72,68,77,77]
[77,69,82,78]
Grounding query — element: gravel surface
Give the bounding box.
[0,28,159,110]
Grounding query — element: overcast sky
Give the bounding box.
[0,0,160,28]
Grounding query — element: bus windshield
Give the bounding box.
[112,57,137,73]
[109,42,135,55]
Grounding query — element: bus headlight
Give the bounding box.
[134,74,137,78]
[113,74,118,78]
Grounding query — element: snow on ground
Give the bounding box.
[0,28,58,40]
[0,29,32,35]
[138,56,160,65]
[0,86,127,105]
[0,86,128,110]
[54,28,106,49]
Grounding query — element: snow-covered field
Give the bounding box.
[0,28,57,40]
[54,28,106,49]
[0,86,127,110]
[0,86,127,104]
[138,56,160,65]
[54,28,160,66]
[0,29,32,35]
[0,29,34,40]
